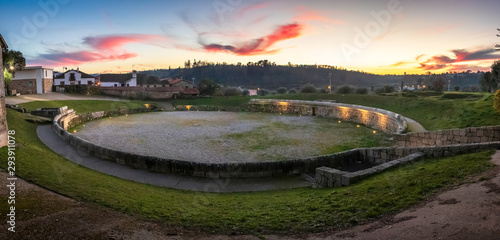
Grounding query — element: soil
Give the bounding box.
[1,151,499,240]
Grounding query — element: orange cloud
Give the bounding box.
[293,7,345,25]
[201,23,303,56]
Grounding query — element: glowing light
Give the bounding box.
[73,130,77,133]
[423,85,426,88]
[373,131,377,134]
[145,104,150,108]
[186,105,191,110]
[338,121,341,123]
[357,125,360,128]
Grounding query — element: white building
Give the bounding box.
[54,69,96,86]
[99,70,138,87]
[10,66,53,94]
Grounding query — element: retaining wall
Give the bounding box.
[395,126,500,147]
[246,99,408,134]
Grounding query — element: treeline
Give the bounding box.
[141,60,482,90]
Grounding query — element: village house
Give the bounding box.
[10,66,53,94]
[167,78,195,88]
[137,75,161,88]
[99,70,138,87]
[54,69,97,86]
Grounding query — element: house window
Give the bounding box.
[78,81,81,85]
[29,81,33,87]
[60,81,65,86]
[88,81,92,85]
[45,71,47,77]
[114,84,117,87]
[70,73,76,81]
[127,84,130,87]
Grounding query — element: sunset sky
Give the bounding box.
[1,0,499,75]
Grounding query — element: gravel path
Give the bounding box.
[74,111,387,163]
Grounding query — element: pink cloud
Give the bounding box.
[30,34,168,68]
[293,7,345,25]
[238,3,270,18]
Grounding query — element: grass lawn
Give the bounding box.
[20,100,153,114]
[0,100,496,234]
[172,93,500,131]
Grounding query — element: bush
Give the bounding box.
[87,86,103,95]
[289,88,298,94]
[300,84,316,93]
[276,87,288,94]
[259,89,270,96]
[354,87,368,94]
[63,85,88,94]
[495,89,500,113]
[224,87,242,96]
[242,89,250,96]
[319,88,329,94]
[375,85,395,94]
[336,85,354,94]
[441,93,482,100]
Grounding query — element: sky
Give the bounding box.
[1,0,499,75]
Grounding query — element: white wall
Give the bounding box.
[55,70,95,85]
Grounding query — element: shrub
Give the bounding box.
[242,89,250,96]
[493,89,500,113]
[276,87,288,94]
[319,88,329,94]
[259,89,270,96]
[300,84,316,93]
[289,88,298,94]
[355,88,368,95]
[87,86,103,95]
[224,87,242,96]
[375,85,395,94]
[336,85,354,94]
[63,85,88,94]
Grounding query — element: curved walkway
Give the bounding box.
[37,125,312,192]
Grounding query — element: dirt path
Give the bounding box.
[1,151,499,239]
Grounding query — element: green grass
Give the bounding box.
[20,100,152,114]
[173,93,500,131]
[0,103,496,234]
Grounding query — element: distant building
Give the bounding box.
[10,66,53,94]
[99,70,138,87]
[248,89,258,96]
[168,79,195,89]
[137,75,161,88]
[54,69,97,86]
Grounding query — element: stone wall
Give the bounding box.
[315,142,500,187]
[395,126,500,147]
[101,87,180,100]
[246,99,408,134]
[31,106,68,119]
[9,79,37,94]
[42,78,53,93]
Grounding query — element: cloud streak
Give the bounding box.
[30,34,168,67]
[199,23,303,56]
[390,48,500,71]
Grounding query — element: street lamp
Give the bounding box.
[328,73,332,93]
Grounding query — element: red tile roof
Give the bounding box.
[183,88,200,95]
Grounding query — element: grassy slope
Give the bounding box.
[20,100,151,114]
[172,93,500,131]
[0,103,495,234]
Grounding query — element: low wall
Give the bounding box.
[315,142,500,187]
[395,126,500,147]
[101,87,181,100]
[246,99,408,134]
[31,106,68,119]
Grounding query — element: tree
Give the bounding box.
[197,78,220,96]
[496,28,500,51]
[495,89,500,113]
[430,77,445,92]
[491,60,500,83]
[480,72,496,92]
[2,49,26,86]
[224,87,242,96]
[336,85,354,94]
